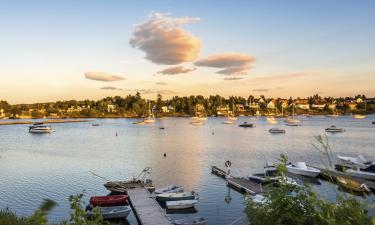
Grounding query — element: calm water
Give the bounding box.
[0,116,374,224]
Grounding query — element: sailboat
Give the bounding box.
[222,106,235,124]
[228,103,237,121]
[143,103,155,124]
[284,103,301,126]
[192,105,207,121]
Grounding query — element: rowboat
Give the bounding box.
[336,176,370,193]
[156,192,197,202]
[166,200,198,209]
[89,195,128,206]
[238,122,254,127]
[173,217,206,225]
[325,125,345,133]
[86,205,132,219]
[286,162,320,178]
[268,128,285,133]
[154,185,184,194]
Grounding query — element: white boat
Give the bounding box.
[249,194,267,204]
[268,128,285,134]
[173,217,206,225]
[143,117,155,124]
[337,155,374,169]
[166,200,198,209]
[29,124,53,133]
[286,162,320,178]
[344,168,375,181]
[154,185,183,194]
[284,103,301,126]
[192,116,207,121]
[86,205,132,219]
[156,192,197,202]
[325,125,345,133]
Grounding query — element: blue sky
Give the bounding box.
[1,0,374,103]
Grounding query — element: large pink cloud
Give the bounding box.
[130,13,201,65]
[157,66,196,75]
[194,53,255,75]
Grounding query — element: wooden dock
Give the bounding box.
[211,166,266,194]
[127,187,173,225]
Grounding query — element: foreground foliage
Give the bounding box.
[0,193,109,225]
[245,154,374,225]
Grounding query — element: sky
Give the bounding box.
[1,0,375,104]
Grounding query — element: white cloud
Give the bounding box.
[157,66,196,75]
[85,72,125,82]
[130,13,201,65]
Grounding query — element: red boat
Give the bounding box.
[89,195,128,206]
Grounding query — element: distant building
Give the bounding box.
[0,108,4,118]
[327,104,336,110]
[107,104,117,113]
[280,99,289,108]
[346,102,357,110]
[311,102,326,109]
[235,104,245,112]
[267,100,276,109]
[295,99,310,110]
[161,106,169,113]
[216,105,229,116]
[356,98,364,104]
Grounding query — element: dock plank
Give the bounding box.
[127,187,173,225]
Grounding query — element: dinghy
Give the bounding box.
[173,217,206,225]
[86,205,132,219]
[156,192,197,202]
[268,128,285,133]
[286,162,320,178]
[154,185,184,194]
[325,125,345,133]
[337,155,374,169]
[238,122,254,127]
[166,200,198,209]
[336,176,370,193]
[89,195,128,206]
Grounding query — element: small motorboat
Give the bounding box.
[166,199,198,209]
[325,125,345,133]
[92,123,100,126]
[268,128,285,134]
[156,192,197,202]
[238,122,254,127]
[190,121,203,125]
[154,185,184,194]
[337,155,374,169]
[86,205,132,219]
[336,176,370,193]
[29,123,53,133]
[335,164,375,181]
[286,162,320,178]
[173,217,206,225]
[89,195,128,206]
[354,114,366,119]
[143,117,155,124]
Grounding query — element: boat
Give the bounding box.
[156,192,197,202]
[133,121,146,125]
[337,155,374,169]
[268,128,285,134]
[335,164,375,181]
[92,123,100,126]
[89,195,128,206]
[325,125,345,133]
[154,185,184,194]
[286,162,320,178]
[354,114,366,119]
[238,122,254,127]
[166,200,198,209]
[104,167,153,193]
[29,123,53,133]
[284,103,301,126]
[222,120,234,124]
[249,194,267,204]
[191,121,203,125]
[143,103,155,124]
[192,104,208,121]
[336,176,370,193]
[86,205,132,219]
[173,217,206,225]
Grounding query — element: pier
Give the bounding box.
[127,187,173,225]
[211,166,266,194]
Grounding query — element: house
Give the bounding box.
[346,101,357,110]
[0,108,4,118]
[280,99,289,108]
[161,106,169,113]
[327,104,336,110]
[356,98,364,104]
[107,104,117,113]
[235,104,245,112]
[248,98,260,109]
[216,105,229,116]
[195,104,205,112]
[267,100,276,109]
[311,102,326,109]
[295,99,310,110]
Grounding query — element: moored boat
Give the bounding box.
[173,217,206,225]
[86,205,132,219]
[325,125,345,133]
[89,195,128,206]
[286,162,320,178]
[222,120,234,124]
[29,123,53,133]
[268,128,285,134]
[191,121,203,125]
[354,114,366,119]
[92,123,100,126]
[156,192,197,202]
[337,155,374,169]
[238,122,254,127]
[336,176,370,193]
[166,199,198,209]
[154,185,184,194]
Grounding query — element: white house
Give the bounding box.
[0,108,4,118]
[267,100,276,109]
[161,106,169,113]
[295,99,310,110]
[107,104,117,113]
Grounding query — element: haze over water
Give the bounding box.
[0,116,374,224]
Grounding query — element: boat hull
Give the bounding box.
[166,200,198,209]
[286,166,320,178]
[87,206,131,219]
